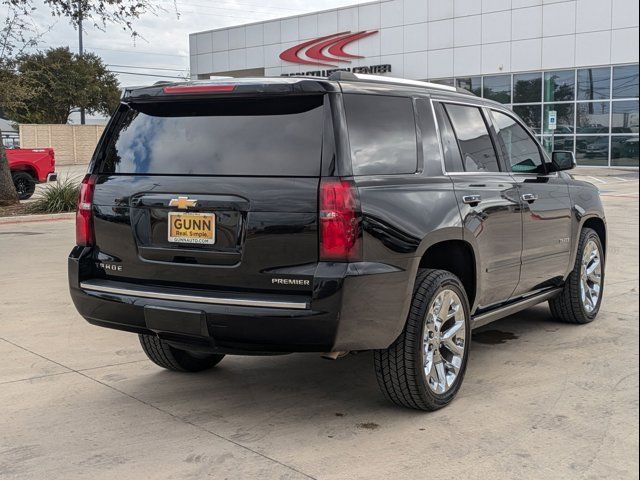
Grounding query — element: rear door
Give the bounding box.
[434,101,523,310]
[90,94,330,295]
[488,108,573,295]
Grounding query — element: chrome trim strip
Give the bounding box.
[80,280,309,310]
[471,287,562,329]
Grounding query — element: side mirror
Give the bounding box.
[550,151,576,172]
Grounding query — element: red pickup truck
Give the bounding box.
[6,148,57,200]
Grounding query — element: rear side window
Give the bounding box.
[98,96,324,176]
[490,110,545,174]
[434,102,464,172]
[444,104,501,173]
[344,94,417,176]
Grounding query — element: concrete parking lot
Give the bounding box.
[1,171,638,479]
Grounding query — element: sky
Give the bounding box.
[4,0,365,87]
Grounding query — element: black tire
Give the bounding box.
[549,228,605,324]
[139,334,225,372]
[374,269,471,411]
[12,171,36,200]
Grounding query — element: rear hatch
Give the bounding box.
[90,93,330,295]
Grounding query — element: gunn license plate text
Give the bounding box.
[168,212,216,245]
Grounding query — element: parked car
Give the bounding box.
[6,148,57,199]
[69,74,607,411]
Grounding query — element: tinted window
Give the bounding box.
[483,75,511,104]
[613,65,639,99]
[415,99,444,172]
[611,100,639,132]
[544,70,575,102]
[456,77,481,96]
[513,105,542,134]
[514,72,542,103]
[544,103,575,134]
[444,104,500,172]
[577,67,610,100]
[434,102,464,172]
[344,94,417,175]
[100,96,324,176]
[491,110,545,174]
[576,102,610,133]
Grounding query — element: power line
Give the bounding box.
[107,64,188,72]
[108,70,188,79]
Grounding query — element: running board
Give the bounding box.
[471,288,562,330]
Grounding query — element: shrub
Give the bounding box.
[27,177,80,214]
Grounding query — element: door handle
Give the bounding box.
[521,193,539,203]
[462,194,482,206]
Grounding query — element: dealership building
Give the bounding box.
[189,0,639,167]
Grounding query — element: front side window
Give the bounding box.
[444,104,500,173]
[491,110,545,174]
[344,94,418,176]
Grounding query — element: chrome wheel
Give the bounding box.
[423,289,466,394]
[580,240,602,313]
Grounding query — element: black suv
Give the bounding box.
[69,74,607,411]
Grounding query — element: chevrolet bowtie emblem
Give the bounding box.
[169,196,198,210]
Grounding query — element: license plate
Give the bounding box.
[168,212,216,245]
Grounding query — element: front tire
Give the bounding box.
[549,228,604,324]
[12,171,36,200]
[374,269,471,411]
[139,334,225,372]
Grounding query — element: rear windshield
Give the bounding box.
[98,96,324,176]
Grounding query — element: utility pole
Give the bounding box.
[78,0,86,125]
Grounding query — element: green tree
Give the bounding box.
[7,47,120,124]
[0,0,154,206]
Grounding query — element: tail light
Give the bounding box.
[319,178,362,262]
[76,175,96,246]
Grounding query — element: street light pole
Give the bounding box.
[78,0,86,125]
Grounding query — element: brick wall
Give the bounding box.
[18,124,105,165]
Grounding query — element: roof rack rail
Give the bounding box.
[327,71,472,95]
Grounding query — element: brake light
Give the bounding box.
[319,178,362,262]
[163,84,236,94]
[76,175,96,246]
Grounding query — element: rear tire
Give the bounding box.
[12,171,36,200]
[139,334,225,372]
[374,269,471,411]
[549,228,604,324]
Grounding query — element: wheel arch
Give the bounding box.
[415,235,479,312]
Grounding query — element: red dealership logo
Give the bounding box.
[279,31,378,67]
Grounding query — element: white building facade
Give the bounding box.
[189,0,639,167]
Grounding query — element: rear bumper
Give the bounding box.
[69,248,413,354]
[46,173,58,182]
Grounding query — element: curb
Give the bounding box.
[0,212,75,225]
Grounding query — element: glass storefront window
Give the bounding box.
[610,136,639,167]
[577,67,611,100]
[576,102,610,134]
[483,75,511,103]
[544,70,575,102]
[513,105,542,134]
[432,78,455,87]
[611,100,639,133]
[514,72,542,103]
[456,77,481,96]
[576,136,609,166]
[544,103,574,134]
[613,65,639,99]
[542,136,575,155]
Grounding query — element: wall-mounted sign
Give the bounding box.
[281,64,392,77]
[279,30,379,67]
[548,110,557,130]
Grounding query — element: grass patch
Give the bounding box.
[27,177,80,214]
